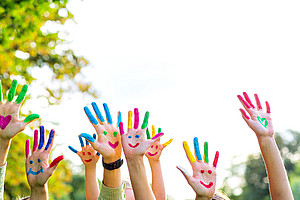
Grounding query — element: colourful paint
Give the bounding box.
[194,137,202,161]
[183,141,195,163]
[134,108,139,129]
[119,122,125,135]
[208,170,212,174]
[204,142,209,163]
[27,166,43,176]
[44,129,55,150]
[240,109,250,120]
[162,138,173,147]
[152,125,155,137]
[49,155,64,168]
[32,129,38,152]
[213,151,219,168]
[85,138,89,146]
[80,133,95,143]
[113,131,117,137]
[158,127,161,133]
[257,116,268,128]
[103,103,113,124]
[141,111,149,129]
[200,181,213,189]
[24,114,39,123]
[129,143,139,148]
[254,94,262,110]
[85,159,92,162]
[266,101,271,114]
[8,80,17,102]
[68,146,78,153]
[84,106,99,125]
[237,95,250,109]
[128,111,133,129]
[38,126,45,150]
[92,102,105,123]
[117,111,122,127]
[243,92,255,108]
[201,170,205,173]
[147,152,158,156]
[15,84,28,104]
[108,141,119,149]
[79,136,85,147]
[26,139,30,158]
[0,80,2,102]
[146,128,151,139]
[103,131,108,136]
[0,115,11,130]
[151,132,164,140]
[135,135,140,138]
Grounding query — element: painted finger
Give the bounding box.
[193,137,202,161]
[85,139,90,146]
[26,139,30,158]
[119,122,125,135]
[146,128,151,139]
[141,111,149,129]
[239,108,250,120]
[79,136,85,148]
[134,108,139,129]
[38,126,45,150]
[80,133,95,143]
[176,166,191,182]
[237,95,251,109]
[24,114,40,123]
[266,101,271,114]
[8,80,17,102]
[213,151,219,168]
[103,103,113,124]
[254,94,262,110]
[204,142,209,163]
[158,127,161,133]
[93,134,101,156]
[15,84,28,104]
[32,129,39,152]
[242,92,255,109]
[162,138,173,147]
[49,155,64,168]
[84,106,99,125]
[128,111,133,129]
[117,111,122,127]
[183,141,195,163]
[68,146,78,153]
[44,129,55,151]
[152,125,155,137]
[151,132,164,141]
[0,80,3,103]
[92,102,105,124]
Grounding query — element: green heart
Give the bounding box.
[257,116,268,129]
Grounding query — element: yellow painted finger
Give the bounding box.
[128,111,133,129]
[152,125,155,137]
[183,141,195,163]
[162,138,173,147]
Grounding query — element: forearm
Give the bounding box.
[195,196,211,200]
[149,160,166,200]
[258,136,294,200]
[127,157,155,200]
[0,139,11,166]
[102,157,122,188]
[85,166,100,200]
[30,185,48,200]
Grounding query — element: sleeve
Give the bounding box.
[0,163,7,199]
[99,181,125,200]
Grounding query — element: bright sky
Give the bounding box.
[22,0,300,199]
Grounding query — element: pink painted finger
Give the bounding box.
[243,92,255,108]
[239,108,250,120]
[254,94,262,110]
[213,151,219,168]
[32,129,38,152]
[49,155,64,168]
[119,122,125,135]
[26,139,30,158]
[266,101,271,114]
[151,132,164,140]
[237,95,250,109]
[134,108,139,129]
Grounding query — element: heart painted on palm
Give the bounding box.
[0,115,12,130]
[257,116,268,129]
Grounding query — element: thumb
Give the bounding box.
[49,155,64,169]
[176,165,191,182]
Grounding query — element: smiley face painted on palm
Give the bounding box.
[127,132,141,148]
[199,169,214,188]
[27,158,43,175]
[104,131,119,149]
[147,144,159,156]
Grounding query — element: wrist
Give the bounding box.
[257,135,276,147]
[0,139,11,166]
[31,185,47,199]
[195,195,212,200]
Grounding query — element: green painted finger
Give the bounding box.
[0,80,2,102]
[8,80,17,102]
[141,111,149,129]
[146,128,151,139]
[24,114,40,123]
[204,142,209,163]
[15,84,28,104]
[158,127,161,141]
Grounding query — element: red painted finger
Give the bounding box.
[32,129,38,153]
[243,92,255,108]
[49,155,64,168]
[26,139,30,158]
[266,101,271,114]
[134,108,139,129]
[254,94,262,110]
[239,108,250,120]
[119,122,125,135]
[237,95,250,109]
[213,151,219,168]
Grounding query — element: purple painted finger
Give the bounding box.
[134,108,139,129]
[151,132,164,140]
[243,92,255,108]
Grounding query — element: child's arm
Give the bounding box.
[145,126,173,200]
[119,108,164,200]
[25,126,64,200]
[177,137,219,200]
[237,92,294,200]
[68,135,100,200]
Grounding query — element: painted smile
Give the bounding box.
[27,166,43,176]
[108,141,119,149]
[85,159,92,162]
[200,181,213,188]
[129,143,139,148]
[147,152,158,156]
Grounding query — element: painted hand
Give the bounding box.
[145,126,172,162]
[68,135,100,167]
[237,92,274,138]
[177,137,219,199]
[25,126,64,188]
[0,80,39,140]
[80,102,122,163]
[119,108,164,159]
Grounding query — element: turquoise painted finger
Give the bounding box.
[68,146,78,153]
[103,103,113,124]
[193,137,202,161]
[204,142,209,163]
[0,80,2,102]
[44,129,55,151]
[84,106,99,125]
[146,128,151,139]
[80,133,95,143]
[24,114,40,123]
[141,111,149,129]
[78,136,84,147]
[92,102,104,123]
[15,84,28,104]
[8,80,17,102]
[38,126,45,150]
[118,111,122,127]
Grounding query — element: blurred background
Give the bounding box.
[1,0,300,199]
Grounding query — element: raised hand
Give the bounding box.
[177,137,219,200]
[237,92,274,138]
[0,80,39,140]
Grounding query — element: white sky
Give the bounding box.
[22,0,300,199]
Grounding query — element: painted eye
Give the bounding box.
[128,135,132,139]
[151,145,153,148]
[208,170,212,174]
[201,170,205,173]
[156,145,158,149]
[88,152,91,155]
[103,131,108,136]
[38,159,41,163]
[135,135,140,138]
[83,152,85,155]
[113,131,117,137]
[30,160,33,164]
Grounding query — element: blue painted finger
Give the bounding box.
[118,111,122,127]
[38,126,45,150]
[103,103,113,124]
[96,152,100,156]
[84,106,99,125]
[68,146,78,153]
[85,139,89,146]
[194,137,202,161]
[92,102,105,123]
[44,129,55,151]
[80,133,95,143]
[79,136,84,147]
[93,133,97,139]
